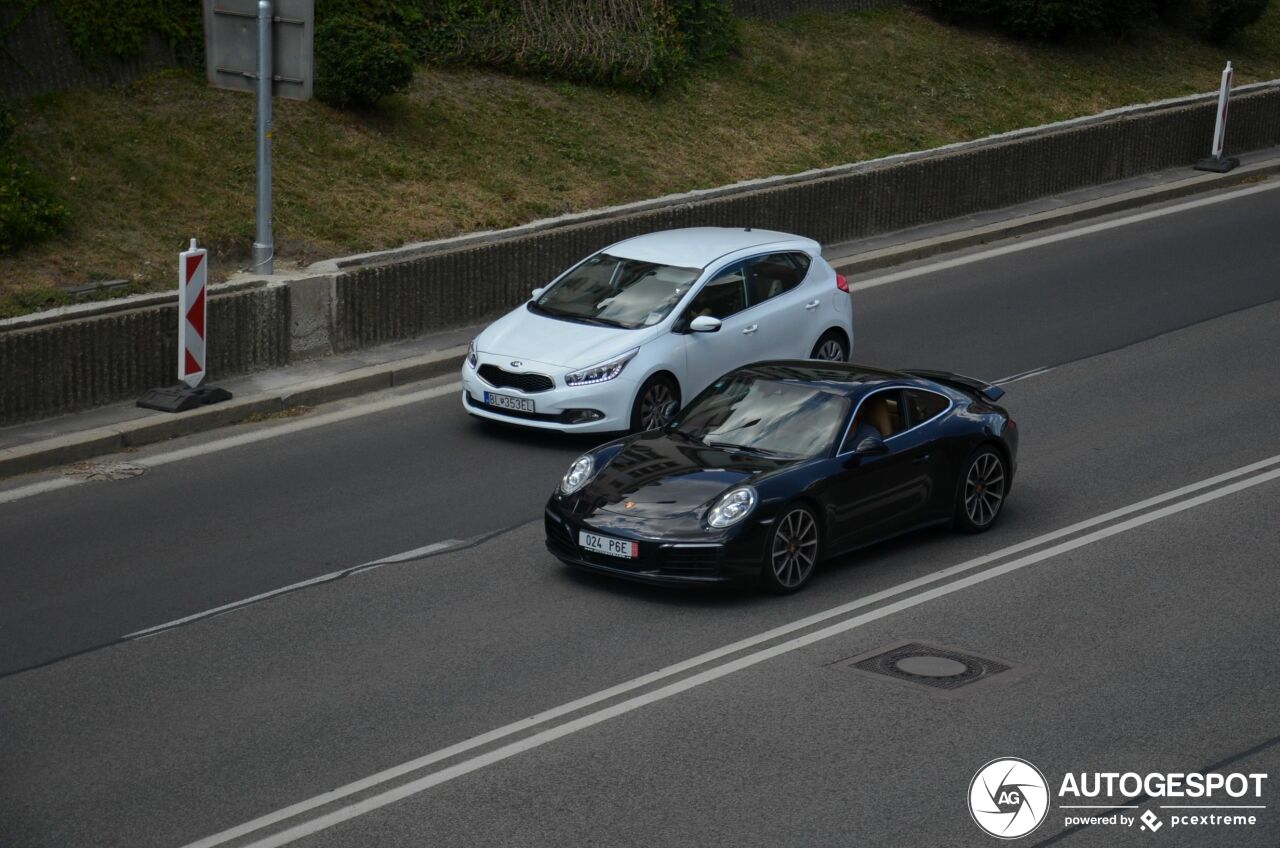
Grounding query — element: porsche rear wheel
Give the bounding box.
[762,505,820,594]
[952,446,1007,533]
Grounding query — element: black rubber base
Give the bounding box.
[137,384,233,413]
[1195,156,1239,173]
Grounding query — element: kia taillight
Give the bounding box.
[836,274,849,293]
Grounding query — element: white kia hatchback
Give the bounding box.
[461,227,854,433]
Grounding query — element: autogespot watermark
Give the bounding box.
[968,759,1269,840]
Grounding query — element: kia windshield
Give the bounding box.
[531,254,701,329]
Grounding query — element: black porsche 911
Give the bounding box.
[544,361,1018,594]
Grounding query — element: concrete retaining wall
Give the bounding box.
[331,85,1280,351]
[0,286,288,424]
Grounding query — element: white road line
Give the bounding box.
[0,476,80,505]
[0,383,463,506]
[845,180,1280,292]
[994,366,1053,385]
[183,452,1280,848]
[140,382,462,468]
[225,465,1280,848]
[124,539,465,640]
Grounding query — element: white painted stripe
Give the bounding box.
[124,539,465,640]
[0,383,465,507]
[845,180,1280,292]
[994,366,1052,385]
[0,476,82,505]
[182,452,1280,848]
[139,382,462,468]
[228,465,1280,848]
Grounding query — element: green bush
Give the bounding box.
[54,0,202,64]
[0,154,70,254]
[1157,0,1271,40]
[923,0,1155,38]
[314,15,417,107]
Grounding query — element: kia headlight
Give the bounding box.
[564,348,638,387]
[467,339,478,369]
[560,454,595,495]
[707,487,757,528]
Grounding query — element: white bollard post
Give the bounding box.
[1196,61,1239,172]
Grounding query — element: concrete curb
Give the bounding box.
[827,157,1280,274]
[2,157,1277,482]
[0,345,465,480]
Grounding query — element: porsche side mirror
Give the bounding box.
[531,287,546,300]
[689,315,722,333]
[855,435,888,456]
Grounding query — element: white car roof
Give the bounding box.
[605,227,818,269]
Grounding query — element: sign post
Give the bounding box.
[136,238,233,413]
[253,0,274,274]
[1196,61,1239,173]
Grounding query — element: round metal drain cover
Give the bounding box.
[895,655,969,677]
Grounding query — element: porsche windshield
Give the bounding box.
[674,377,851,459]
[532,253,701,329]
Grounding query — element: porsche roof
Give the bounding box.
[606,227,819,269]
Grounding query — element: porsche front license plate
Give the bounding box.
[579,531,638,559]
[484,391,535,413]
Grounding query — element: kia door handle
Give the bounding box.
[804,300,821,310]
[742,324,759,335]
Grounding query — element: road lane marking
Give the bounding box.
[995,366,1052,385]
[124,540,465,640]
[0,382,462,505]
[845,180,1280,292]
[184,453,1280,848]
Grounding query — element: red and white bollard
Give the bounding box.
[1196,61,1239,173]
[137,238,233,412]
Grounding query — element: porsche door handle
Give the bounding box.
[742,324,759,335]
[804,300,821,310]
[912,453,932,464]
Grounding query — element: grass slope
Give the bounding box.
[2,5,1278,316]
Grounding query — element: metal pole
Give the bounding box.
[252,0,274,274]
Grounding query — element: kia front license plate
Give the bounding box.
[579,531,638,559]
[485,391,535,414]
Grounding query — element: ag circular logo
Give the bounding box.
[968,757,1050,839]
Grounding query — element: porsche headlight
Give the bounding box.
[564,348,638,387]
[560,454,595,495]
[707,487,757,528]
[467,339,478,368]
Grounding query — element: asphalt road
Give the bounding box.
[1,180,1278,847]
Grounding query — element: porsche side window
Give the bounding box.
[685,264,747,320]
[844,391,906,450]
[744,253,806,306]
[904,390,948,426]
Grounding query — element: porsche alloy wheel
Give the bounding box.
[955,448,1007,532]
[765,506,819,593]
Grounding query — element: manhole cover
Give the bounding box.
[850,642,1011,691]
[64,461,147,481]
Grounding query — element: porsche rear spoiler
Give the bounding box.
[904,369,1006,402]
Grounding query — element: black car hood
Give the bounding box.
[585,433,792,520]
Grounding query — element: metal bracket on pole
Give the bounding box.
[1196,61,1239,173]
[252,0,274,274]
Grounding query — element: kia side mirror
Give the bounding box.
[689,315,722,333]
[531,287,546,300]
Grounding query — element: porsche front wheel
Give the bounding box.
[762,505,820,594]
